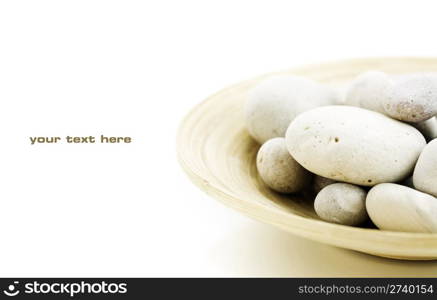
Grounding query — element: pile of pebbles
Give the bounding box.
[245,72,437,233]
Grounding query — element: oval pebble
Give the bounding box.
[383,74,437,123]
[256,137,311,193]
[285,105,426,186]
[413,139,437,197]
[314,183,368,226]
[245,75,338,144]
[345,71,393,114]
[367,183,437,233]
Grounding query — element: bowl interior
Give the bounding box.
[177,57,437,260]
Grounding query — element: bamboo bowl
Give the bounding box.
[177,57,437,260]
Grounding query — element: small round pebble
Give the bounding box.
[256,137,312,193]
[413,139,437,197]
[314,183,368,226]
[313,175,336,195]
[245,75,338,144]
[367,183,437,233]
[383,74,437,122]
[345,71,393,114]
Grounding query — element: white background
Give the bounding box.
[1,0,437,276]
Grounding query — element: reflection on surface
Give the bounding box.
[210,221,437,277]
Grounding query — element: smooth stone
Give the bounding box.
[345,71,393,114]
[314,183,368,226]
[285,105,426,186]
[413,139,437,197]
[366,183,437,233]
[412,117,437,141]
[256,137,311,193]
[383,74,437,123]
[313,175,337,195]
[245,75,338,144]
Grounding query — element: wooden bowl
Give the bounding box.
[177,57,437,260]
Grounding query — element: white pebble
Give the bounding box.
[383,74,437,122]
[367,183,437,233]
[285,105,426,186]
[345,71,393,114]
[413,139,437,197]
[314,183,368,226]
[245,75,338,144]
[256,137,312,193]
[412,117,437,141]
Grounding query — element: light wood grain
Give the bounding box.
[177,57,437,260]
